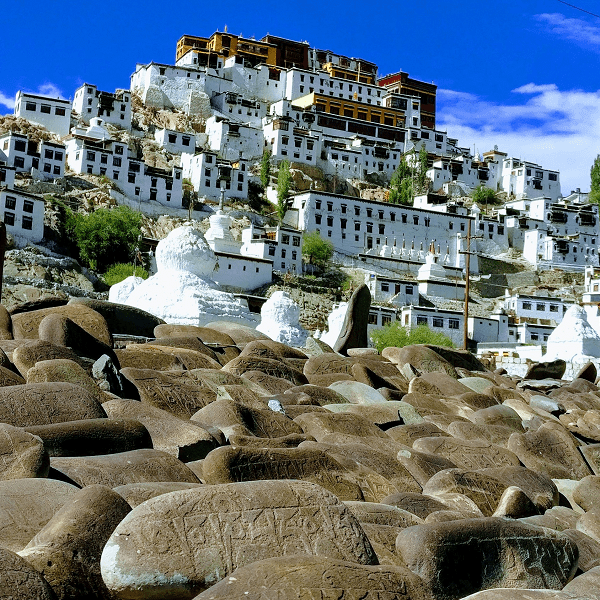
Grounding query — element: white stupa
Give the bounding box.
[256,291,308,347]
[204,188,242,254]
[320,302,349,348]
[113,225,257,327]
[544,304,600,362]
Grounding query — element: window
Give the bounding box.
[550,305,559,313]
[168,134,177,144]
[149,189,157,201]
[381,282,389,292]
[44,149,53,160]
[354,222,361,231]
[87,165,93,174]
[25,102,36,111]
[416,316,428,326]
[378,224,385,234]
[366,222,373,233]
[382,315,392,326]
[22,216,32,230]
[315,200,322,209]
[432,317,444,328]
[134,187,140,196]
[53,165,60,175]
[366,208,372,217]
[406,286,413,295]
[531,333,539,341]
[113,171,119,180]
[43,163,52,173]
[128,173,136,183]
[268,246,276,256]
[315,214,322,225]
[3,212,14,226]
[449,319,459,329]
[101,155,108,164]
[354,206,360,216]
[182,136,190,147]
[282,136,289,145]
[536,303,545,311]
[293,236,301,247]
[40,105,51,114]
[4,197,16,210]
[54,151,63,161]
[113,157,121,167]
[522,302,532,310]
[206,155,213,164]
[368,313,378,325]
[86,151,96,161]
[281,249,287,258]
[23,200,34,213]
[413,216,419,225]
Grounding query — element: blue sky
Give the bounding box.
[1,0,599,194]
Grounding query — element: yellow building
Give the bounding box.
[292,93,405,128]
[322,62,376,85]
[176,32,277,67]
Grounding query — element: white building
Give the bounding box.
[14,92,72,138]
[0,133,65,179]
[154,128,197,155]
[65,119,182,208]
[205,117,264,162]
[286,190,478,272]
[72,84,131,129]
[241,223,303,274]
[181,151,248,202]
[0,164,44,243]
[522,228,598,271]
[365,273,417,305]
[503,291,571,325]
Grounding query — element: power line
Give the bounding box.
[556,0,600,19]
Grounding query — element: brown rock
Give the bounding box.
[0,382,106,427]
[154,323,236,345]
[147,335,219,358]
[562,528,600,572]
[447,421,516,447]
[228,432,313,448]
[573,475,600,511]
[396,518,578,599]
[306,373,355,386]
[0,547,56,599]
[115,346,185,371]
[19,484,131,600]
[382,344,458,378]
[492,485,539,518]
[204,320,271,345]
[563,565,600,598]
[137,344,222,370]
[508,421,592,480]
[50,449,201,487]
[387,422,450,446]
[520,506,580,531]
[12,303,111,345]
[333,283,371,355]
[193,555,431,600]
[525,359,567,380]
[24,418,152,457]
[0,304,13,340]
[12,340,90,377]
[202,445,364,500]
[576,362,598,383]
[0,423,48,479]
[120,368,217,418]
[0,364,25,387]
[0,478,79,551]
[224,356,308,385]
[101,480,378,597]
[214,384,270,409]
[413,436,521,470]
[113,482,202,508]
[380,491,451,519]
[240,371,296,394]
[285,384,349,405]
[294,411,390,441]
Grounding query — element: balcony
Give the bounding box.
[550,210,568,224]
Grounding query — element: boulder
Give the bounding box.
[333,284,371,355]
[0,547,56,599]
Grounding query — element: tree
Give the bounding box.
[472,184,497,205]
[302,230,334,269]
[370,322,454,353]
[276,160,292,223]
[260,149,271,190]
[389,155,413,205]
[591,155,600,205]
[415,144,430,194]
[73,205,142,272]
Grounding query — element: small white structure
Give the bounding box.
[256,291,308,347]
[0,164,44,244]
[320,302,348,348]
[115,226,258,327]
[14,92,72,137]
[154,128,196,154]
[240,224,302,274]
[73,84,131,128]
[417,247,465,301]
[0,133,65,179]
[504,291,571,325]
[544,305,600,362]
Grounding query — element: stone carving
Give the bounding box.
[333,284,371,355]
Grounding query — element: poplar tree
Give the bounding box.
[260,149,271,189]
[590,155,600,205]
[276,160,292,223]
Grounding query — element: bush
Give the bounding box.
[472,185,499,204]
[73,205,142,272]
[302,230,334,269]
[103,263,149,286]
[370,322,455,353]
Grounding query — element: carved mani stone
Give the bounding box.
[0,546,56,599]
[396,518,578,600]
[101,480,378,598]
[0,423,48,479]
[333,284,371,355]
[193,555,430,600]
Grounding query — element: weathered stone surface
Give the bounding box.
[115,346,185,371]
[133,343,223,370]
[508,421,592,480]
[382,345,458,378]
[492,485,539,518]
[113,482,203,508]
[328,380,388,404]
[38,313,118,365]
[188,368,268,396]
[459,590,575,599]
[563,565,600,598]
[19,484,131,600]
[0,382,106,427]
[190,398,301,440]
[381,492,451,519]
[120,368,217,418]
[455,391,500,410]
[525,359,567,381]
[0,423,48,479]
[0,304,13,340]
[580,442,600,475]
[101,480,378,598]
[447,421,515,447]
[12,303,112,345]
[333,284,370,355]
[387,422,450,446]
[396,518,578,600]
[50,449,201,487]
[12,340,90,377]
[146,335,220,359]
[240,370,296,394]
[285,384,349,405]
[26,358,106,403]
[0,364,25,387]
[69,296,165,337]
[193,555,430,600]
[393,392,456,417]
[0,478,79,551]
[413,437,520,470]
[575,362,598,383]
[344,500,424,529]
[204,320,271,345]
[358,522,408,566]
[24,418,152,458]
[102,399,218,462]
[202,446,364,500]
[576,509,600,543]
[228,432,312,448]
[459,376,495,394]
[562,528,600,572]
[396,446,459,487]
[351,362,408,392]
[324,401,420,429]
[573,475,600,511]
[0,546,56,599]
[304,335,336,356]
[306,372,355,386]
[214,384,270,409]
[224,356,308,386]
[471,404,524,431]
[92,354,124,396]
[294,411,390,441]
[520,506,580,532]
[154,323,237,346]
[239,339,308,360]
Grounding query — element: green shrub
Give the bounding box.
[73,205,142,272]
[302,230,334,269]
[103,263,149,286]
[370,322,454,353]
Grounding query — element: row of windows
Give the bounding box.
[267,246,298,260]
[380,282,414,294]
[5,197,34,212]
[415,315,460,329]
[22,102,66,116]
[4,212,32,229]
[520,302,566,312]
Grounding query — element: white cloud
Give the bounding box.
[437,84,600,194]
[0,92,15,111]
[36,83,65,99]
[537,13,600,51]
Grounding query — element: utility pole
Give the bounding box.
[460,219,482,351]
